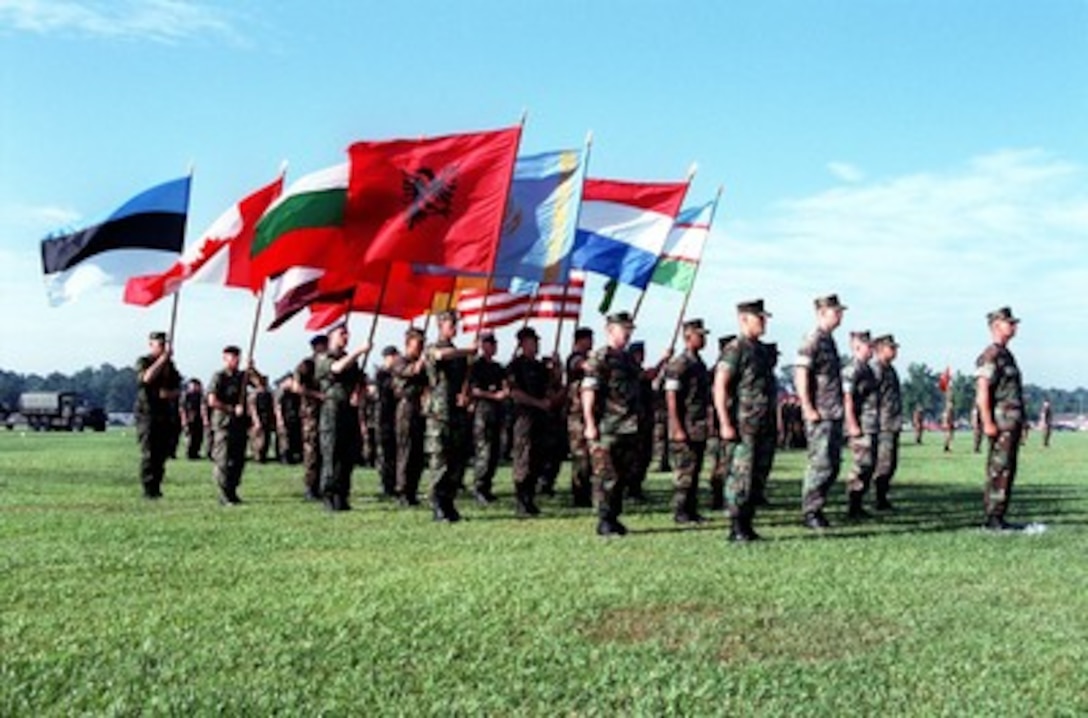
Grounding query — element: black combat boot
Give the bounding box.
[847,492,870,520]
[742,507,762,541]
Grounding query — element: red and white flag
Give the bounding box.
[457,272,585,333]
[124,174,284,305]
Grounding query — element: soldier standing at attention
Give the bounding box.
[715,301,776,541]
[507,327,552,517]
[976,307,1026,531]
[374,346,400,499]
[942,398,956,453]
[180,377,207,461]
[294,334,328,501]
[582,311,642,537]
[425,310,477,523]
[1039,399,1053,448]
[276,374,303,465]
[665,319,711,524]
[753,342,780,507]
[628,341,671,501]
[870,334,902,511]
[795,294,847,530]
[912,406,925,444]
[393,328,428,507]
[842,331,879,519]
[208,346,260,505]
[709,334,737,511]
[248,374,277,463]
[315,323,369,512]
[566,327,595,508]
[134,331,181,499]
[469,333,506,505]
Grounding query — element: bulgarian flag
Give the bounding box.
[649,199,717,293]
[123,174,284,305]
[248,163,348,289]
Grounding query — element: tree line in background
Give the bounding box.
[0,361,1085,418]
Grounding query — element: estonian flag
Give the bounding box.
[40,176,190,306]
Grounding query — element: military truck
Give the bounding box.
[19,391,107,432]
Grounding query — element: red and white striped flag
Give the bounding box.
[457,272,585,333]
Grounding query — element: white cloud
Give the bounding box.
[0,0,245,45]
[827,161,865,183]
[676,148,1088,388]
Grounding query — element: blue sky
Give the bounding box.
[1,0,1085,389]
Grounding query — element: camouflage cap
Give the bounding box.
[683,318,709,334]
[148,331,168,342]
[436,309,460,323]
[573,326,594,342]
[380,345,399,358]
[480,331,497,344]
[222,345,241,356]
[987,306,1020,324]
[606,311,636,328]
[873,334,899,348]
[516,326,539,342]
[737,299,772,317]
[628,340,645,354]
[814,294,847,311]
[850,330,872,343]
[405,326,425,340]
[717,334,737,352]
[309,333,329,348]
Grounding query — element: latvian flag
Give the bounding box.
[457,272,585,333]
[570,178,689,290]
[650,200,716,293]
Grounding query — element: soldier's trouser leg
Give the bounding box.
[319,411,336,499]
[710,438,736,511]
[378,429,397,496]
[985,426,1022,519]
[227,421,248,493]
[511,414,532,489]
[473,411,499,493]
[426,419,457,509]
[726,433,755,518]
[569,432,592,506]
[846,433,877,499]
[628,427,653,498]
[137,420,168,496]
[186,421,204,460]
[802,419,844,516]
[750,432,776,521]
[973,429,983,453]
[302,416,321,496]
[671,440,705,516]
[212,427,230,494]
[873,431,899,503]
[591,434,637,522]
[1043,427,1051,448]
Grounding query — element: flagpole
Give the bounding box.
[552,130,593,358]
[167,163,196,349]
[668,184,723,352]
[360,265,391,371]
[520,287,539,330]
[631,162,697,324]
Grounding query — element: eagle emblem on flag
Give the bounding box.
[402,165,458,229]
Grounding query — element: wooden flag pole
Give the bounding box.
[667,184,724,352]
[360,265,391,370]
[167,162,196,351]
[631,162,698,323]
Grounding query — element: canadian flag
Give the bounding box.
[124,174,284,306]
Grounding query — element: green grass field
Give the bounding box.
[2,429,1086,716]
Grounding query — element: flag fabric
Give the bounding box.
[266,266,348,330]
[343,126,520,278]
[457,271,585,333]
[248,163,348,289]
[303,263,458,330]
[650,200,715,293]
[492,149,584,292]
[41,176,190,305]
[123,175,284,306]
[598,277,618,315]
[570,178,689,290]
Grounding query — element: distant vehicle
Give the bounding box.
[18,391,107,432]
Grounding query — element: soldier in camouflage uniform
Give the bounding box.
[374,346,400,498]
[566,327,594,508]
[180,377,206,461]
[975,307,1026,531]
[842,331,879,519]
[536,354,567,497]
[315,324,369,512]
[665,319,712,523]
[276,374,303,465]
[507,327,554,517]
[628,341,670,500]
[942,398,956,452]
[708,334,737,511]
[294,334,327,501]
[248,374,277,463]
[393,328,428,506]
[208,345,261,505]
[582,311,642,537]
[469,333,506,505]
[871,334,902,510]
[715,301,776,541]
[134,331,181,499]
[795,294,847,530]
[425,310,477,522]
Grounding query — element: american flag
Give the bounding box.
[457,272,585,333]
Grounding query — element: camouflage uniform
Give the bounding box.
[469,356,505,498]
[872,357,902,508]
[843,356,879,511]
[425,339,471,516]
[971,404,984,453]
[316,349,362,510]
[392,355,427,504]
[664,349,710,519]
[796,328,844,518]
[374,365,398,497]
[709,336,739,511]
[720,338,776,520]
[180,384,205,460]
[295,357,323,499]
[134,354,181,498]
[976,343,1024,521]
[536,357,566,496]
[248,384,276,463]
[277,384,303,465]
[209,368,252,502]
[628,373,655,499]
[566,350,593,507]
[583,346,642,529]
[507,354,550,514]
